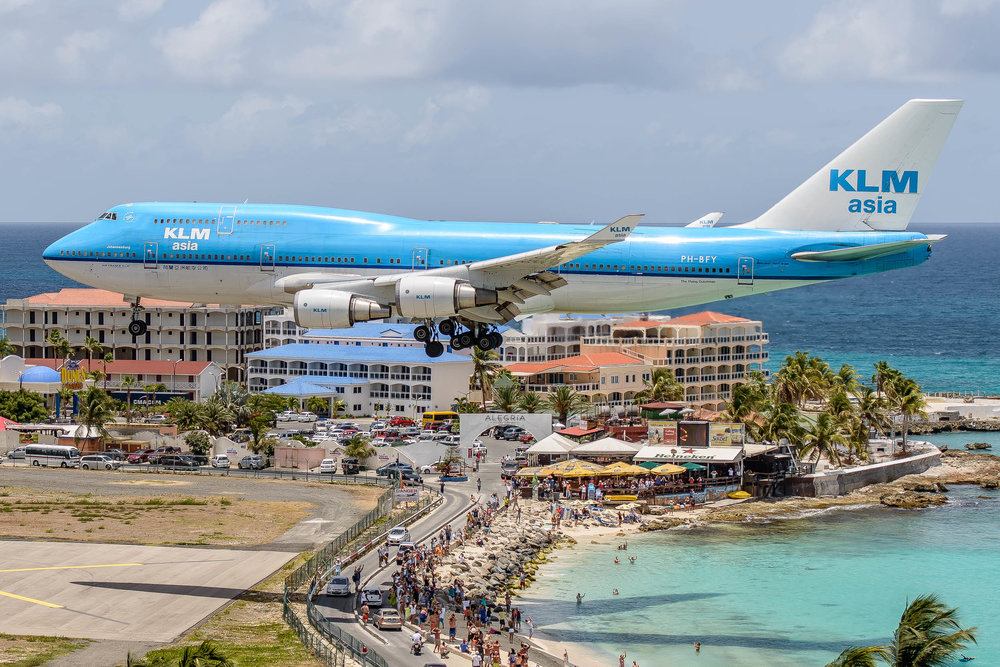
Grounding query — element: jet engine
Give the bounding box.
[293,289,390,328]
[395,275,498,318]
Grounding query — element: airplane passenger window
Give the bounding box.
[350,258,355,263]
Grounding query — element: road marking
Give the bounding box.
[0,590,64,608]
[0,563,143,573]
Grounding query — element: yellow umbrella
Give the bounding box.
[544,459,602,472]
[554,466,598,478]
[515,466,546,478]
[650,463,687,476]
[597,461,649,476]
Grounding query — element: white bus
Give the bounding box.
[25,444,81,468]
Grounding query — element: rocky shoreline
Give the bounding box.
[907,417,1000,434]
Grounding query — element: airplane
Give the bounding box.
[44,99,962,357]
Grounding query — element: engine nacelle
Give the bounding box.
[395,276,498,319]
[293,289,391,328]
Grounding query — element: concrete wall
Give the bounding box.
[274,446,327,470]
[785,446,942,497]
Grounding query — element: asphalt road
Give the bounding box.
[314,433,524,665]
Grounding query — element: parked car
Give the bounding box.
[387,526,410,545]
[7,446,26,460]
[159,455,199,470]
[360,585,383,607]
[103,448,128,461]
[340,457,360,474]
[377,461,413,476]
[276,411,298,422]
[147,445,181,464]
[210,454,230,469]
[388,416,415,427]
[184,453,208,467]
[318,458,337,474]
[128,448,157,464]
[504,426,526,441]
[326,576,351,596]
[145,414,167,424]
[296,411,317,423]
[395,541,416,564]
[514,455,529,468]
[398,469,423,484]
[500,461,519,479]
[80,454,121,470]
[374,607,402,630]
[238,454,267,470]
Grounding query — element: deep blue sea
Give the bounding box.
[2,222,998,392]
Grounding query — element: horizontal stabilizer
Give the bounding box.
[791,235,945,262]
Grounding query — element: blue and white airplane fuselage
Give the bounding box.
[42,99,963,356]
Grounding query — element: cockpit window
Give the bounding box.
[97,211,118,221]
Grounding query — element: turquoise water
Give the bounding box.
[920,431,1000,450]
[521,487,998,666]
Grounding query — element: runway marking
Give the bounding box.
[0,563,143,573]
[0,590,64,608]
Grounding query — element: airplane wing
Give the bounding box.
[284,214,641,324]
[684,212,724,228]
[791,235,944,262]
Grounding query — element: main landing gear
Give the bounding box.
[127,297,147,338]
[415,319,503,357]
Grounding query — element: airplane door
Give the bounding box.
[143,242,158,269]
[260,244,275,272]
[738,257,754,285]
[218,205,236,235]
[412,248,428,269]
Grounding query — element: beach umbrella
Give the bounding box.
[637,461,660,470]
[545,459,603,472]
[650,463,687,476]
[681,462,707,472]
[617,502,642,511]
[515,466,546,478]
[597,461,648,476]
[558,466,598,478]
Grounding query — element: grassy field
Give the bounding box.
[0,634,90,667]
[0,488,310,546]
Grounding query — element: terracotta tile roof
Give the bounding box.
[505,352,642,375]
[25,288,198,308]
[664,311,751,326]
[26,358,213,375]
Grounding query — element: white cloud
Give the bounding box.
[187,93,311,156]
[118,0,166,21]
[0,97,62,137]
[56,30,110,73]
[778,0,919,82]
[939,0,1000,15]
[0,0,34,12]
[158,0,270,82]
[401,86,491,149]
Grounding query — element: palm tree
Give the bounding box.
[758,401,802,445]
[825,646,889,667]
[330,397,346,418]
[872,361,894,399]
[0,336,15,358]
[84,335,103,363]
[452,396,482,414]
[119,375,137,423]
[142,383,167,417]
[75,386,115,445]
[306,396,329,416]
[888,377,927,454]
[798,412,847,470]
[343,433,376,461]
[545,385,587,426]
[633,367,684,403]
[518,391,544,413]
[885,594,977,666]
[165,398,206,432]
[470,347,502,410]
[856,386,891,439]
[177,640,235,667]
[47,329,72,362]
[102,352,114,391]
[57,386,74,420]
[831,364,861,396]
[492,384,522,413]
[210,381,252,426]
[200,401,234,436]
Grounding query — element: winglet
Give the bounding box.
[583,214,642,243]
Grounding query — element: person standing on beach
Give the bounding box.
[526,616,534,638]
[563,649,570,667]
[619,650,626,667]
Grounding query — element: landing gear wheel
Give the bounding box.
[128,319,147,337]
[457,331,474,349]
[414,325,431,342]
[450,335,465,350]
[476,333,494,350]
[439,319,457,336]
[489,332,503,349]
[425,341,444,358]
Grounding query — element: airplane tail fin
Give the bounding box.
[738,99,962,232]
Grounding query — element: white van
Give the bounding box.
[210,454,230,468]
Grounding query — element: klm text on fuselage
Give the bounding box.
[830,169,918,214]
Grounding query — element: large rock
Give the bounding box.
[966,442,992,450]
[880,491,947,509]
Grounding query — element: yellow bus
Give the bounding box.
[422,410,459,428]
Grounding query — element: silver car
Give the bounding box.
[326,576,351,596]
[80,454,121,470]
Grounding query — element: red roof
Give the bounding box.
[666,311,751,326]
[0,416,20,431]
[557,426,604,437]
[26,288,198,308]
[506,352,642,375]
[26,358,213,375]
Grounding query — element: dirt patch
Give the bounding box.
[0,489,310,547]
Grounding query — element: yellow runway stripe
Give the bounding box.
[0,563,142,573]
[0,590,64,608]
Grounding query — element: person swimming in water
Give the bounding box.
[612,589,619,595]
[576,592,585,604]
[614,556,620,564]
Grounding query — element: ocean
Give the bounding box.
[520,484,1000,666]
[4,222,997,392]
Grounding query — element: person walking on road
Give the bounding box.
[477,477,482,492]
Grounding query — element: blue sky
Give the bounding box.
[1,0,998,224]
